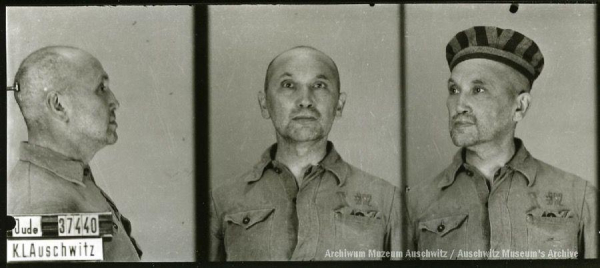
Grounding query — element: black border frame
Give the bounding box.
[2,2,599,267]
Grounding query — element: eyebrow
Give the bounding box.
[472,79,486,85]
[447,78,487,85]
[316,74,331,81]
[278,72,292,79]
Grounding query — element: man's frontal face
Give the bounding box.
[266,50,341,143]
[446,59,522,148]
[67,56,120,147]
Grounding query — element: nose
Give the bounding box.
[108,90,120,110]
[297,85,314,109]
[455,92,471,114]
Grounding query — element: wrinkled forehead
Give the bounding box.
[450,58,529,90]
[269,49,338,82]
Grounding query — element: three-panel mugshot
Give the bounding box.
[4,4,598,264]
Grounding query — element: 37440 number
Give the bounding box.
[58,214,99,236]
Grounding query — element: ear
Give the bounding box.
[258,91,270,119]
[46,91,69,122]
[513,92,531,122]
[335,92,347,118]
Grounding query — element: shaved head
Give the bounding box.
[14,46,98,130]
[264,46,340,92]
[258,45,346,144]
[12,45,120,163]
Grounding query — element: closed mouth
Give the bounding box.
[452,116,475,126]
[293,115,317,121]
[453,120,474,126]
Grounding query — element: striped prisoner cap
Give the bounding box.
[446,26,544,85]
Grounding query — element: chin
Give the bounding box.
[285,127,324,142]
[450,131,479,148]
[106,133,118,145]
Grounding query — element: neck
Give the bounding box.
[274,136,328,186]
[465,136,516,182]
[28,131,98,164]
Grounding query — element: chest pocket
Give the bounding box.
[417,214,468,259]
[332,208,386,260]
[525,211,579,258]
[224,208,275,261]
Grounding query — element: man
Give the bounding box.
[209,46,401,261]
[8,46,142,261]
[407,26,597,259]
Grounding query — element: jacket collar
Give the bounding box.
[438,138,537,189]
[19,142,87,187]
[246,141,349,186]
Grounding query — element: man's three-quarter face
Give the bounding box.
[264,49,342,142]
[446,58,525,148]
[65,54,120,146]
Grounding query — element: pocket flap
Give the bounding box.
[418,214,468,237]
[526,207,576,220]
[225,208,275,229]
[334,206,382,219]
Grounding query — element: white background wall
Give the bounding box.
[6,6,195,261]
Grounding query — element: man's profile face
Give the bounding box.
[262,48,344,143]
[64,54,120,146]
[446,59,525,148]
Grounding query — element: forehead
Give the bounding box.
[72,54,108,83]
[450,58,523,86]
[269,50,337,80]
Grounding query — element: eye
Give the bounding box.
[313,82,327,89]
[448,85,459,95]
[474,86,485,93]
[281,81,294,89]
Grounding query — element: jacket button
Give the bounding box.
[273,167,281,174]
[242,217,250,224]
[466,170,473,177]
[437,223,445,232]
[113,223,119,231]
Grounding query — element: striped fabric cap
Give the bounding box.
[446,26,544,85]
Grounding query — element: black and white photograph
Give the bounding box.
[6,6,195,262]
[4,2,598,264]
[208,5,402,261]
[404,4,597,260]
